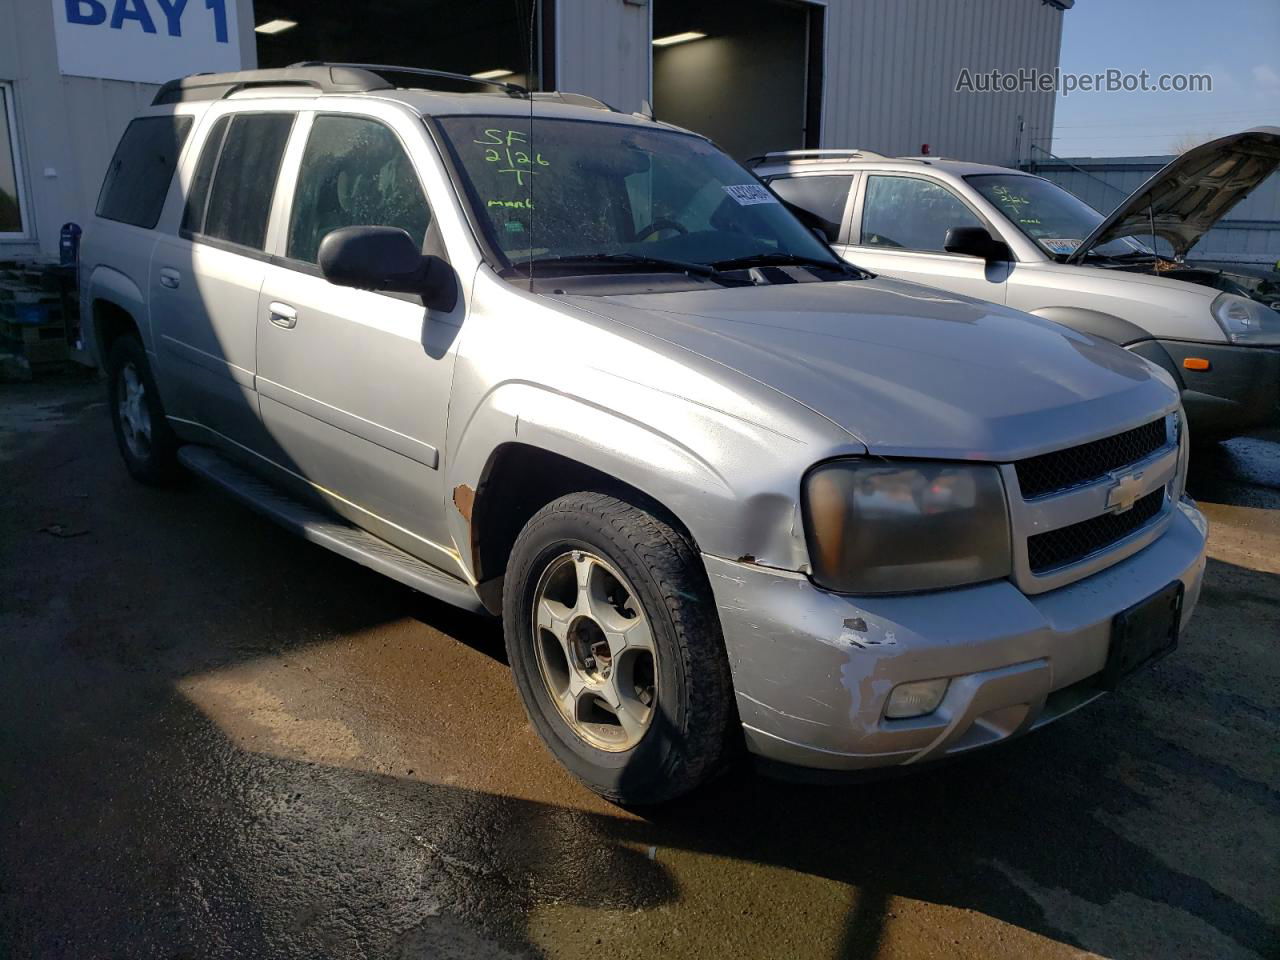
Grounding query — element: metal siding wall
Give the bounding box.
[1034,158,1280,266]
[0,0,255,259]
[555,0,650,113]
[821,0,1064,166]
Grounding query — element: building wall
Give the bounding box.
[556,0,651,114]
[0,0,255,260]
[1031,155,1280,267]
[555,0,1065,167]
[821,0,1064,166]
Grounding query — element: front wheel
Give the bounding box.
[503,492,735,804]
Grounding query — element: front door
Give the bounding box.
[255,111,463,573]
[839,173,1010,303]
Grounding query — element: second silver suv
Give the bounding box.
[754,132,1280,440]
[81,64,1206,803]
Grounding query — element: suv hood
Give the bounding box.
[1067,126,1280,262]
[561,277,1177,461]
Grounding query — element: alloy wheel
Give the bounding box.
[117,363,153,460]
[531,550,658,752]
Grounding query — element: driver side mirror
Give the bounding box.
[944,225,1011,263]
[319,226,458,312]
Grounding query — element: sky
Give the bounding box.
[1050,0,1279,158]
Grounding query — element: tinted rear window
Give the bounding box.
[182,115,230,235]
[768,175,853,242]
[202,113,294,250]
[96,116,193,228]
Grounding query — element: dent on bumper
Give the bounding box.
[705,500,1207,772]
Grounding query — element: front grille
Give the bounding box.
[1027,490,1164,573]
[1015,418,1167,499]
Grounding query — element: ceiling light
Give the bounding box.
[652,31,707,47]
[254,19,297,35]
[470,69,515,80]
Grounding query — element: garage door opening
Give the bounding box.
[253,0,553,90]
[652,0,822,161]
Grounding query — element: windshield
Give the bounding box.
[966,173,1153,259]
[434,115,839,274]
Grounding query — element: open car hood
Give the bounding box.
[1067,126,1280,262]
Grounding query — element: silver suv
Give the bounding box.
[753,131,1280,440]
[81,64,1206,803]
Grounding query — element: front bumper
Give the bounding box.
[705,499,1207,772]
[1134,340,1280,436]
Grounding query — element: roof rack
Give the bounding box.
[745,148,937,168]
[746,148,888,166]
[292,62,529,97]
[529,91,619,113]
[152,61,529,106]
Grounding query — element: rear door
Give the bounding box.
[842,172,1009,303]
[254,107,462,570]
[765,172,856,246]
[149,109,295,453]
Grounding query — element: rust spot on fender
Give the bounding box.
[453,484,476,523]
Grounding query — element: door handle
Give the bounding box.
[158,268,181,289]
[268,301,298,329]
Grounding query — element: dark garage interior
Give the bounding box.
[652,0,821,160]
[253,0,548,90]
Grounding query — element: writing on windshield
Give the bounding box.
[436,114,835,272]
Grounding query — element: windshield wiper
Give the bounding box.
[515,253,718,277]
[710,252,862,276]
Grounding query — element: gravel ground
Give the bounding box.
[1,377,1276,960]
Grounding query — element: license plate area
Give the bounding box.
[1100,580,1183,691]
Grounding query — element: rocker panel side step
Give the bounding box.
[177,445,486,615]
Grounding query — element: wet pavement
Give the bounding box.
[1,378,1277,960]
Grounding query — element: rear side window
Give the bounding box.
[182,116,229,235]
[287,115,430,265]
[768,175,852,242]
[196,113,294,250]
[96,116,194,228]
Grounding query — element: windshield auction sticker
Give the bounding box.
[724,184,778,205]
[1039,238,1082,255]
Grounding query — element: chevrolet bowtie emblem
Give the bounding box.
[1106,470,1145,513]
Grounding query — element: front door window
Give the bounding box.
[860,174,983,252]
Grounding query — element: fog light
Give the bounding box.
[884,678,949,719]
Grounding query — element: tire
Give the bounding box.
[106,335,181,485]
[503,492,735,804]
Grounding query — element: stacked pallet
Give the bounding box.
[0,262,75,373]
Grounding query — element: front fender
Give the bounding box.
[1029,305,1151,346]
[444,380,845,583]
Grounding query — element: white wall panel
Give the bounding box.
[820,0,1065,167]
[556,0,651,114]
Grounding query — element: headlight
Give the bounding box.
[802,460,1012,594]
[1211,292,1280,345]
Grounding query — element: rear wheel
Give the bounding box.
[106,335,180,485]
[503,492,735,804]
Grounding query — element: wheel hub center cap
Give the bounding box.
[568,616,612,680]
